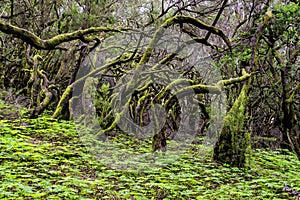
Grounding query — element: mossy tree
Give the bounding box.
[213,8,273,167]
[1,0,299,166]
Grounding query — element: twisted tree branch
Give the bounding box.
[0,19,129,49]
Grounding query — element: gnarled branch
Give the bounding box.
[0,19,129,49]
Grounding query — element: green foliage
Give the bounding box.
[275,2,299,15]
[0,115,300,199]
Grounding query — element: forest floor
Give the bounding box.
[0,99,300,199]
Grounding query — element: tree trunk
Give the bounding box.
[213,81,251,167]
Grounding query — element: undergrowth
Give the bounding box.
[0,104,299,199]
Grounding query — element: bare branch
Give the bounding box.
[162,15,231,50]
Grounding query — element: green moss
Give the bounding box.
[214,81,251,167]
[52,84,73,119]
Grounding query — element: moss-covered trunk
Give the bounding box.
[213,9,272,167]
[213,80,251,167]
